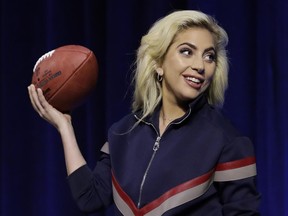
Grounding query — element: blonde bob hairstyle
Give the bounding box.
[132,10,229,119]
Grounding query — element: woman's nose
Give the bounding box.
[190,57,205,74]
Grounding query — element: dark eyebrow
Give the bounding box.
[177,42,216,53]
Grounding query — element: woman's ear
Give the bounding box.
[156,67,164,76]
[155,67,164,82]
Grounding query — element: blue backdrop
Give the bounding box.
[0,0,287,215]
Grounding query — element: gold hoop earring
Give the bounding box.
[157,73,163,82]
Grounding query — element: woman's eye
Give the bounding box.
[180,48,192,56]
[204,53,216,62]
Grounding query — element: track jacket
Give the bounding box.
[68,94,261,215]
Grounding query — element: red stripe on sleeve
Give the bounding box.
[216,156,256,171]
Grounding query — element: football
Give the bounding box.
[32,45,98,112]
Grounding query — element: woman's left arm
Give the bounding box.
[214,136,261,215]
[214,177,261,215]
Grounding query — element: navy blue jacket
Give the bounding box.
[68,95,261,215]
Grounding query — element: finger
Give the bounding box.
[36,87,52,109]
[28,84,40,113]
[36,87,52,115]
[29,85,48,117]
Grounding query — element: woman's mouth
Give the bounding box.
[184,76,204,90]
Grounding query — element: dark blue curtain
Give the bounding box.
[1,0,287,215]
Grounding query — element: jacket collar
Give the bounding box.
[134,93,208,125]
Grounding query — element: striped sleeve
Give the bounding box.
[214,156,256,182]
[213,136,261,213]
[101,142,110,154]
[214,136,257,182]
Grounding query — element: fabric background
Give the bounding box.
[0,0,287,215]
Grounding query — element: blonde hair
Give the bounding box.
[132,10,229,119]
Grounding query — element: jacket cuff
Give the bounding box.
[67,165,93,199]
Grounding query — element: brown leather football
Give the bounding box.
[32,45,98,112]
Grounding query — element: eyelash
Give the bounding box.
[179,48,216,62]
[180,48,192,56]
[204,53,216,62]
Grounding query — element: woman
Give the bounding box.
[28,10,261,215]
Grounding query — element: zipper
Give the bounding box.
[134,109,191,208]
[137,136,161,208]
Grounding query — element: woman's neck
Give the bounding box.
[158,99,187,135]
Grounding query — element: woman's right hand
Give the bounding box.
[28,84,87,175]
[27,84,72,131]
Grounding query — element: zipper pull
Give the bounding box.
[153,136,161,151]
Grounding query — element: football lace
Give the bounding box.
[33,49,55,72]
